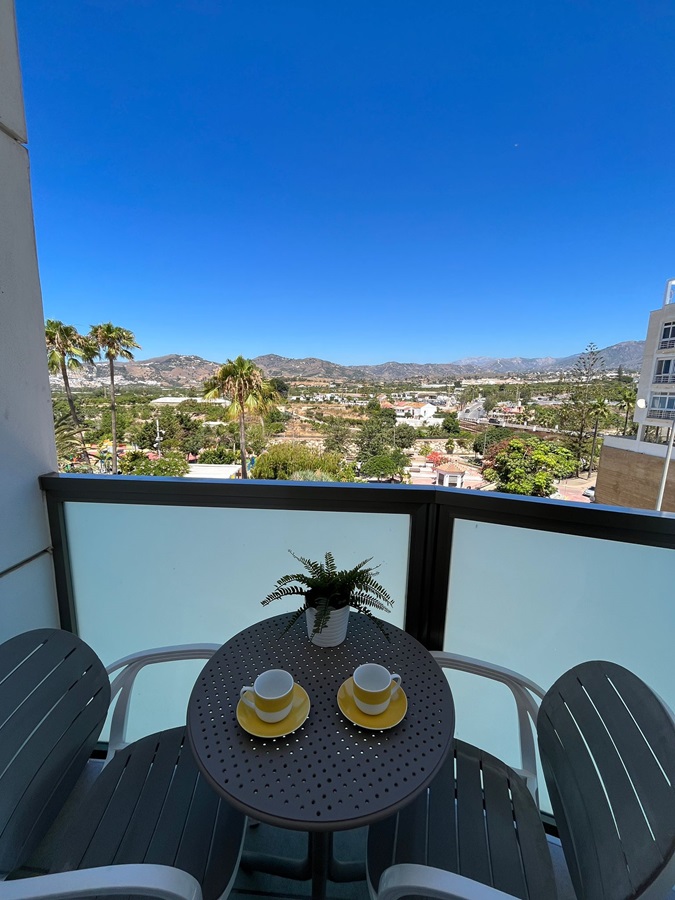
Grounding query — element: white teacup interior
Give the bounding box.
[354,663,395,693]
[255,669,293,699]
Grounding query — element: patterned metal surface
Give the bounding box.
[188,613,454,831]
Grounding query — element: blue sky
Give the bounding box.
[16,1,675,365]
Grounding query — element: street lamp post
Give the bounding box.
[638,398,675,511]
[655,421,675,512]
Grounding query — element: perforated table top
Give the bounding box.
[187,613,454,832]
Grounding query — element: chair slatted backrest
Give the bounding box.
[0,628,110,878]
[538,660,675,900]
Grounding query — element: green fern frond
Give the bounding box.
[280,605,309,634]
[260,584,307,606]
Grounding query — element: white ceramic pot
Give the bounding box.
[305,606,350,647]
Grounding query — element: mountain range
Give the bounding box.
[56,341,644,390]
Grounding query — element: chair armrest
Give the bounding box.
[105,644,220,763]
[0,865,202,900]
[431,651,546,801]
[378,864,520,900]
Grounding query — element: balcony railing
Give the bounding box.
[648,407,675,419]
[653,374,675,384]
[659,338,675,349]
[38,473,675,812]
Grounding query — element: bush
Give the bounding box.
[252,444,345,480]
[118,450,189,477]
[198,447,239,464]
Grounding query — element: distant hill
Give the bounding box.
[254,341,645,381]
[53,341,645,390]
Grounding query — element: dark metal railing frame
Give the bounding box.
[39,473,675,650]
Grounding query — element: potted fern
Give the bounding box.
[261,551,394,646]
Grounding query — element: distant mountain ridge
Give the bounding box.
[54,341,644,389]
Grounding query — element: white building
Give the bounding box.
[393,402,437,423]
[595,278,675,511]
[634,278,675,440]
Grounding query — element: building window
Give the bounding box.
[659,322,675,349]
[649,393,675,418]
[654,359,674,383]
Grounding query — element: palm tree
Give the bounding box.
[89,323,141,474]
[203,356,271,479]
[587,398,609,479]
[53,412,84,470]
[618,385,637,435]
[253,380,281,441]
[45,319,96,471]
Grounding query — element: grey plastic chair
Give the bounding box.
[367,657,675,900]
[0,628,246,900]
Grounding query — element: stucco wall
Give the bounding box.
[0,0,26,141]
[595,443,675,513]
[0,0,59,636]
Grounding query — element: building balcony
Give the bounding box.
[653,374,675,384]
[647,408,675,420]
[658,338,675,350]
[4,473,673,900]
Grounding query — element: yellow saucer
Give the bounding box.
[237,684,310,738]
[337,677,407,730]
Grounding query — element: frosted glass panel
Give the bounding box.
[65,503,410,742]
[444,519,675,810]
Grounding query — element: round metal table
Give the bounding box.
[187,613,454,899]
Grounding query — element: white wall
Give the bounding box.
[0,0,60,638]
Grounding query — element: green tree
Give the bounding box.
[268,376,289,398]
[203,356,274,479]
[617,385,637,435]
[198,447,239,464]
[587,398,609,478]
[52,412,84,470]
[473,426,515,456]
[251,444,335,480]
[89,323,141,474]
[441,412,461,436]
[45,320,97,471]
[357,415,393,461]
[118,450,189,477]
[323,417,351,454]
[360,454,405,478]
[484,437,575,497]
[393,422,417,450]
[564,342,606,475]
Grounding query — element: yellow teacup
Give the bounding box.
[353,663,401,715]
[240,669,294,723]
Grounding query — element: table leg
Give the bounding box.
[241,827,365,895]
[309,832,331,900]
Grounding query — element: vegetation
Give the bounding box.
[483,437,575,497]
[441,412,461,435]
[118,450,189,477]
[473,426,516,456]
[360,454,405,478]
[322,417,352,454]
[261,550,394,639]
[252,444,350,481]
[563,342,606,475]
[45,320,96,471]
[197,447,239,464]
[203,356,278,479]
[88,322,141,474]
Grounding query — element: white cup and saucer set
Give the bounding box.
[337,663,408,730]
[236,669,310,738]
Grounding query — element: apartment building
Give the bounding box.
[595,278,675,511]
